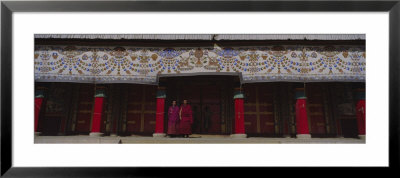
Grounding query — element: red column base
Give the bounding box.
[152,133,166,137]
[89,132,104,137]
[296,134,311,139]
[230,134,247,138]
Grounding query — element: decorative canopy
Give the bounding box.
[35,34,365,41]
[34,43,366,84]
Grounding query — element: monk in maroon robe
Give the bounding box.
[167,100,180,137]
[179,100,193,138]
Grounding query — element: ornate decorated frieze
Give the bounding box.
[34,44,366,84]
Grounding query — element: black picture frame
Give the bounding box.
[1,0,399,177]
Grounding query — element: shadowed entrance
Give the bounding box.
[160,75,239,135]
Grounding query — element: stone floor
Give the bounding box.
[34,134,365,144]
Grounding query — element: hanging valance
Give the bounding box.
[34,44,366,84]
[35,34,365,41]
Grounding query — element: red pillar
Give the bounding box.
[355,88,365,139]
[355,88,366,139]
[34,98,43,132]
[153,87,166,137]
[295,88,311,139]
[34,88,46,135]
[90,88,105,137]
[356,99,366,136]
[235,98,245,134]
[231,89,246,138]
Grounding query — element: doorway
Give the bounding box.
[161,75,237,134]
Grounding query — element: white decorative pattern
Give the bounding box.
[35,34,365,41]
[34,44,366,84]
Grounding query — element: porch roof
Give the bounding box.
[35,34,365,41]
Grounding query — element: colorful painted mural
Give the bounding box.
[34,44,366,84]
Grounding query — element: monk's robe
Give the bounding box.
[167,105,180,135]
[179,104,193,135]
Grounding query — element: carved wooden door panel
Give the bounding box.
[306,84,327,136]
[329,83,358,137]
[244,83,275,135]
[124,85,157,135]
[125,85,142,134]
[257,84,275,135]
[276,83,296,137]
[106,84,123,135]
[143,85,157,133]
[100,88,109,134]
[41,83,72,135]
[75,84,94,134]
[243,84,257,134]
[201,104,220,134]
[201,84,221,134]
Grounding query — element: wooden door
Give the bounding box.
[75,84,94,134]
[257,84,275,134]
[124,85,157,135]
[201,84,221,134]
[306,84,327,136]
[330,83,359,137]
[340,116,358,138]
[100,88,109,135]
[243,83,275,136]
[276,83,296,137]
[143,86,157,133]
[125,85,142,133]
[40,83,72,135]
[106,84,123,135]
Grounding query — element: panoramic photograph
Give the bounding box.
[33,34,366,144]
